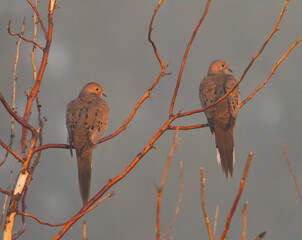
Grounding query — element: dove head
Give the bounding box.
[208,60,232,75]
[79,82,106,98]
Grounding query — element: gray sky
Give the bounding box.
[0,0,302,239]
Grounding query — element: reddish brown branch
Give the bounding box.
[32,143,68,155]
[156,130,180,240]
[242,202,248,240]
[0,188,10,196]
[17,191,114,228]
[220,152,254,240]
[99,65,170,144]
[83,220,87,240]
[200,168,213,240]
[20,2,56,153]
[0,92,36,135]
[148,0,165,69]
[237,0,290,90]
[241,35,302,108]
[0,139,24,163]
[3,3,57,238]
[163,161,183,240]
[8,20,44,51]
[169,0,211,117]
[26,0,47,37]
[17,212,66,227]
[168,123,208,130]
[283,143,302,203]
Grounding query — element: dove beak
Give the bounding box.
[228,68,233,73]
[102,92,107,97]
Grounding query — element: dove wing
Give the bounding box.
[199,75,220,133]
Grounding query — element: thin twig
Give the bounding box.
[0,139,24,163]
[0,159,16,229]
[253,231,267,240]
[99,65,170,144]
[283,143,302,203]
[168,123,208,130]
[12,225,26,240]
[31,0,43,122]
[148,0,165,69]
[169,0,211,117]
[18,191,115,227]
[8,20,44,51]
[242,202,248,240]
[200,168,213,240]
[163,161,183,240]
[213,205,219,240]
[83,220,88,240]
[26,0,47,37]
[220,153,254,240]
[0,92,36,135]
[1,17,25,166]
[156,130,180,240]
[0,188,10,196]
[17,212,65,227]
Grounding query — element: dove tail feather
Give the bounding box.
[76,150,92,205]
[214,126,234,178]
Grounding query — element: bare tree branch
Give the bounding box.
[242,202,248,240]
[213,205,219,240]
[148,0,165,69]
[164,161,183,240]
[241,35,302,107]
[200,168,213,240]
[0,139,24,163]
[8,20,44,50]
[253,231,267,240]
[220,153,254,240]
[26,0,47,37]
[283,143,302,204]
[156,130,180,240]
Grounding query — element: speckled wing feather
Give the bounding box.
[225,74,240,120]
[199,75,220,133]
[66,98,109,154]
[86,99,110,145]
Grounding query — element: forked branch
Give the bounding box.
[169,0,211,117]
[8,20,44,51]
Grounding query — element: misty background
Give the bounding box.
[0,0,302,239]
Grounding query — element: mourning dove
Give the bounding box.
[66,82,110,205]
[199,60,240,177]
